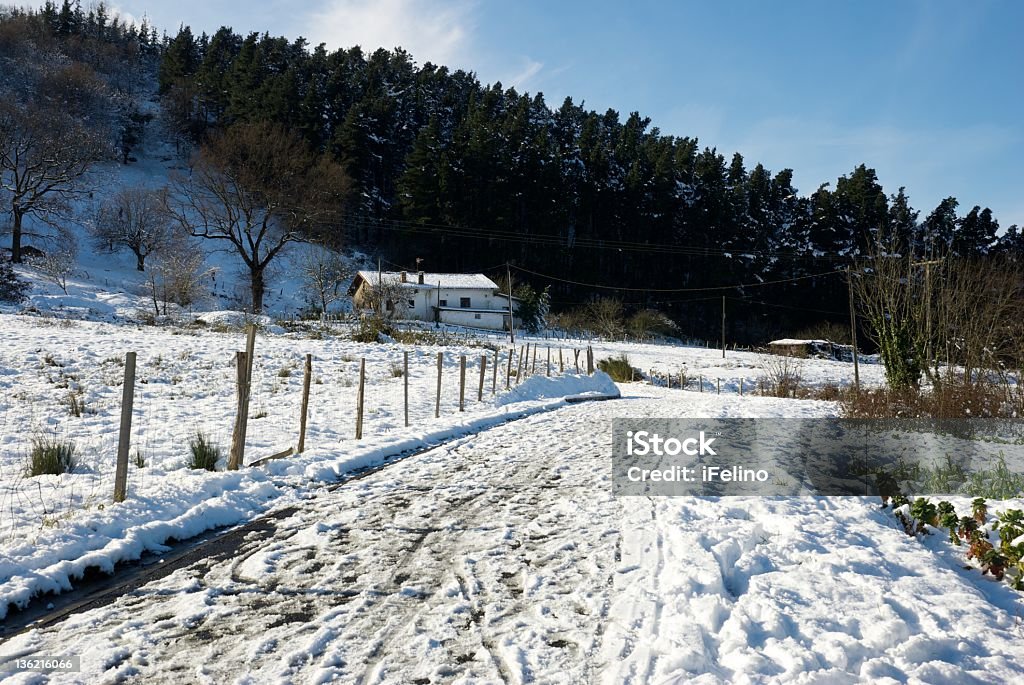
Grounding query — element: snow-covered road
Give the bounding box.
[3,391,1024,684]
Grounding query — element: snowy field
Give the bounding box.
[1,385,1022,683]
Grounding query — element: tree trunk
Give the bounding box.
[11,208,23,263]
[136,253,145,271]
[251,266,265,314]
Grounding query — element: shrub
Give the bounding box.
[26,436,77,476]
[597,354,638,382]
[0,255,30,303]
[351,315,396,343]
[758,355,803,398]
[188,432,221,471]
[842,380,1015,419]
[390,363,404,378]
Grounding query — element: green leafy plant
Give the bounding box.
[972,498,988,524]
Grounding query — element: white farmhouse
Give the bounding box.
[349,270,518,331]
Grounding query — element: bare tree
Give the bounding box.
[930,255,1023,386]
[31,228,78,294]
[295,244,352,315]
[357,277,410,320]
[93,186,173,271]
[163,122,349,313]
[143,237,213,317]
[587,297,625,339]
[0,103,110,262]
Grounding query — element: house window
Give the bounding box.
[460,297,471,308]
[439,299,447,307]
[474,313,481,320]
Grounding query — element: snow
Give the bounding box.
[0,105,1020,683]
[353,271,499,290]
[1,387,1022,683]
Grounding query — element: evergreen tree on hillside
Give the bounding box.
[159,26,198,94]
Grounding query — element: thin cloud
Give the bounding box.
[503,59,543,91]
[305,0,477,68]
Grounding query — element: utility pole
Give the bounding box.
[847,266,860,391]
[507,263,515,344]
[721,295,726,359]
[913,259,942,371]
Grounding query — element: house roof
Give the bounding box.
[352,271,499,291]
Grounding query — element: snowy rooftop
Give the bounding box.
[354,271,499,290]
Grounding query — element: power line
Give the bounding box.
[508,263,846,293]
[338,214,850,263]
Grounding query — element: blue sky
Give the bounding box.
[110,0,1022,227]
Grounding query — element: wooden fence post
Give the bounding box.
[435,352,443,418]
[113,351,136,503]
[459,355,466,411]
[680,370,685,390]
[516,345,525,384]
[229,325,257,470]
[559,348,564,373]
[297,353,312,452]
[717,378,721,395]
[403,351,409,427]
[699,374,703,393]
[587,346,594,375]
[355,358,365,439]
[739,377,743,397]
[478,354,486,401]
[531,344,537,374]
[575,349,581,374]
[492,348,498,394]
[546,347,551,377]
[506,347,513,390]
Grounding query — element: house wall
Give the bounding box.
[354,280,511,327]
[438,309,507,330]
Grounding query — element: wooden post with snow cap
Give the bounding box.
[113,351,136,503]
[478,354,487,402]
[459,355,466,411]
[559,348,564,374]
[355,358,365,439]
[546,347,551,377]
[297,353,312,452]
[435,352,443,418]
